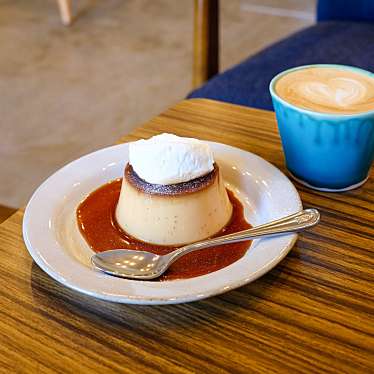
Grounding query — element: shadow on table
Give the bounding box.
[30,253,292,336]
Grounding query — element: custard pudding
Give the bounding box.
[115,134,233,245]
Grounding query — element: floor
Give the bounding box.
[0,0,314,210]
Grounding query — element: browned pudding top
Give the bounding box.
[125,162,219,196]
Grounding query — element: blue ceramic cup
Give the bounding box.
[270,64,374,191]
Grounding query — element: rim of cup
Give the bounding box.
[269,64,374,119]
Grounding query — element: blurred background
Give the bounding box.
[0,0,315,210]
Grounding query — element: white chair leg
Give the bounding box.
[57,0,73,26]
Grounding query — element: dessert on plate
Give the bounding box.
[116,133,233,245]
[77,133,251,280]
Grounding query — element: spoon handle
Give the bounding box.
[169,209,320,262]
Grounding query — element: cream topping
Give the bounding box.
[129,133,214,185]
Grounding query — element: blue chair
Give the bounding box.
[188,0,374,111]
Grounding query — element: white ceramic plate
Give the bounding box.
[23,142,302,305]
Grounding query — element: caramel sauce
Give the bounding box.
[77,179,251,281]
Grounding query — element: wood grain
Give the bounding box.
[0,204,16,224]
[193,0,219,88]
[0,99,373,373]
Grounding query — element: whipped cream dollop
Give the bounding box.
[129,133,214,185]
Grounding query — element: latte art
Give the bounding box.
[303,78,366,107]
[275,67,374,114]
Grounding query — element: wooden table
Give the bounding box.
[1,99,373,373]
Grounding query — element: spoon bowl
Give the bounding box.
[92,209,320,280]
[92,250,170,280]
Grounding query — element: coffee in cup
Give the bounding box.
[270,65,374,191]
[275,67,374,115]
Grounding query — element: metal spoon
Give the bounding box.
[91,208,320,280]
